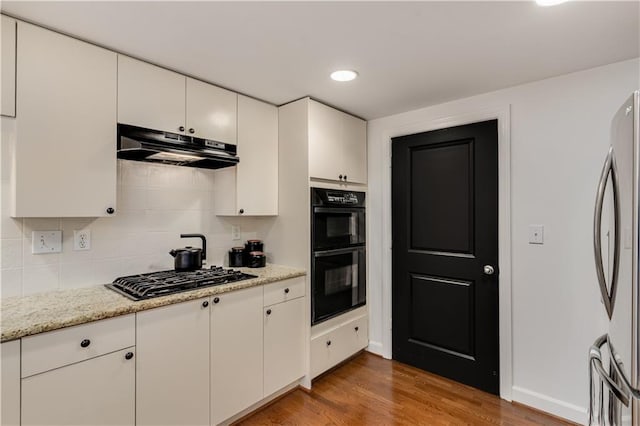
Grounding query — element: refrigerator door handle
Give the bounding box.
[589,335,630,426]
[594,147,621,319]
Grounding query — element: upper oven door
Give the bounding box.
[312,207,365,250]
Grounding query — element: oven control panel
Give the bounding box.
[327,192,359,204]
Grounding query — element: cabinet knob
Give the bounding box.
[284,288,290,294]
[106,207,115,215]
[239,209,244,214]
[339,174,343,180]
[125,352,134,360]
[343,175,347,181]
[326,340,332,347]
[355,326,359,332]
[266,309,272,316]
[213,297,220,304]
[80,339,91,348]
[179,126,185,132]
[189,128,195,134]
[202,300,209,308]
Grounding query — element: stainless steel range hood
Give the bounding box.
[117,124,239,169]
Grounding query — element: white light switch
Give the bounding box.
[32,231,62,254]
[231,225,241,241]
[528,225,544,245]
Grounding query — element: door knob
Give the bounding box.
[483,265,495,275]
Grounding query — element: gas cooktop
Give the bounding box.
[106,266,257,301]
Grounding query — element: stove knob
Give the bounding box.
[202,301,209,308]
[213,297,220,304]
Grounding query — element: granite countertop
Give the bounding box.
[0,264,306,342]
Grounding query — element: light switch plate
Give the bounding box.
[528,225,544,245]
[32,231,62,254]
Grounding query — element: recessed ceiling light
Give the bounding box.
[536,0,568,6]
[330,70,358,82]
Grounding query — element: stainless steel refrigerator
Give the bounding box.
[590,90,640,425]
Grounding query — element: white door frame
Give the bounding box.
[380,105,513,400]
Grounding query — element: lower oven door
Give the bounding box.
[312,246,366,325]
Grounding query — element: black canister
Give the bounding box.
[229,247,245,267]
[247,251,266,268]
[245,239,264,252]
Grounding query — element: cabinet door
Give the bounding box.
[118,55,186,134]
[309,99,344,182]
[22,348,135,426]
[236,95,278,215]
[1,15,16,117]
[136,298,210,426]
[341,113,367,184]
[1,340,20,426]
[211,286,263,425]
[14,22,116,217]
[186,77,237,144]
[264,297,305,396]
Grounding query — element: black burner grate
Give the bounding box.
[106,266,257,300]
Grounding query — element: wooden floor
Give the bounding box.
[237,352,577,426]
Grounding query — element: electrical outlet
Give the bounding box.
[73,230,91,251]
[528,225,544,244]
[32,231,62,254]
[231,225,241,241]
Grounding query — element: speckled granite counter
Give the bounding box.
[0,264,306,342]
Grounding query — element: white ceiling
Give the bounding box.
[2,1,638,119]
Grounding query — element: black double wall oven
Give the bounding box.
[311,188,366,325]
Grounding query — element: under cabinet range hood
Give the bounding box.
[117,124,239,169]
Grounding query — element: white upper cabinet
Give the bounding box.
[13,22,117,217]
[117,55,186,134]
[1,15,16,117]
[118,56,238,145]
[308,99,367,184]
[215,95,278,216]
[186,77,237,143]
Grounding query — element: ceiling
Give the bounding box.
[2,1,638,120]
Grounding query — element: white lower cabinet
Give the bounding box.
[211,285,264,425]
[1,340,20,426]
[22,347,135,426]
[264,296,305,396]
[136,298,210,426]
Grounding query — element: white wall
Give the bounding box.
[0,124,276,297]
[367,58,640,423]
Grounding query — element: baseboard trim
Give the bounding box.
[511,386,586,425]
[367,340,384,356]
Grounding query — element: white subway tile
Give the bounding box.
[22,264,59,295]
[22,238,60,266]
[1,268,22,298]
[118,185,148,211]
[60,262,96,289]
[22,218,61,238]
[119,159,148,187]
[1,238,22,269]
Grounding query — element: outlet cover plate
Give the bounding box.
[528,225,544,245]
[73,230,91,251]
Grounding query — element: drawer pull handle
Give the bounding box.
[326,340,332,347]
[355,326,359,332]
[266,309,272,316]
[213,297,220,304]
[125,352,134,360]
[284,288,290,294]
[80,339,91,348]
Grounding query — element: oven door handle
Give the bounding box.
[313,207,364,214]
[314,247,364,257]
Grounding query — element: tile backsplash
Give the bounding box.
[0,159,276,298]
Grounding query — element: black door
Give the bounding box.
[391,119,499,395]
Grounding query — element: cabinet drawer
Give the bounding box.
[263,277,305,307]
[310,314,368,378]
[22,314,135,377]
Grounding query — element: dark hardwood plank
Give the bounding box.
[236,352,577,426]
